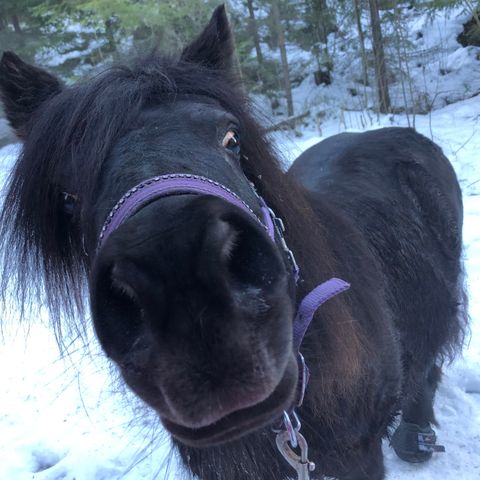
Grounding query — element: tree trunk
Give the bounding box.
[271,0,294,117]
[310,0,335,43]
[368,0,391,113]
[104,18,117,53]
[12,15,21,33]
[246,0,264,66]
[353,0,369,86]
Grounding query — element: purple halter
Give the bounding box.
[97,173,350,445]
[98,174,270,248]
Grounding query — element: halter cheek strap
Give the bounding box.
[97,173,350,451]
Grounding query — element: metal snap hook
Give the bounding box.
[276,430,316,480]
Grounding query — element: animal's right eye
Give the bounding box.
[222,130,241,155]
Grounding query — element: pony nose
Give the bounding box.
[90,195,287,359]
[89,195,294,430]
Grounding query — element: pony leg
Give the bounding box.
[391,364,445,462]
[404,364,441,426]
[341,437,385,480]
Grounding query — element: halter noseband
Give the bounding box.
[97,172,350,471]
[98,174,272,248]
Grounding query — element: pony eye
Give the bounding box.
[222,130,240,155]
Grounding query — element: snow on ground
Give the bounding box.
[0,95,479,480]
[257,6,480,123]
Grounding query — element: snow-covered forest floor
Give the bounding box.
[0,5,479,480]
[253,4,480,122]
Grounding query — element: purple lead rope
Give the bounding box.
[293,278,350,352]
[274,277,350,448]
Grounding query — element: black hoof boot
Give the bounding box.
[391,420,445,463]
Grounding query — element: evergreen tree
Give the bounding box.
[270,0,294,116]
[368,0,391,113]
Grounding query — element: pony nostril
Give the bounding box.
[215,219,239,262]
[226,228,273,287]
[90,257,148,360]
[198,212,285,294]
[111,263,140,304]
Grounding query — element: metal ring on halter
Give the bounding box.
[282,410,301,448]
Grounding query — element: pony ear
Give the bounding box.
[180,4,234,72]
[0,51,62,138]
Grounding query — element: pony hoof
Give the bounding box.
[391,420,445,463]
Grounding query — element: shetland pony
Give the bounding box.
[0,6,466,479]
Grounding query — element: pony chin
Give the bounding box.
[160,353,299,448]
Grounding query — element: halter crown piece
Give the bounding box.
[98,173,350,480]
